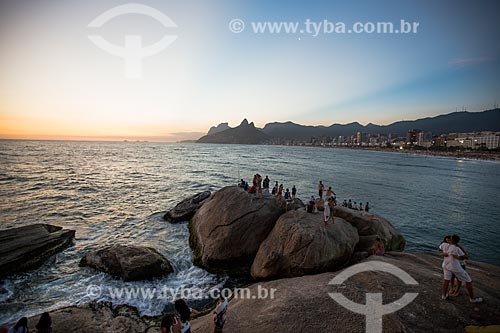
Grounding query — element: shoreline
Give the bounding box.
[247,144,500,162]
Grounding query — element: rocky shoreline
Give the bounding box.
[18,253,500,332]
[3,186,500,332]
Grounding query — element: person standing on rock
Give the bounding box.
[174,299,199,333]
[365,202,370,212]
[318,181,324,198]
[324,197,335,226]
[291,185,297,199]
[449,237,469,297]
[263,176,270,196]
[213,294,228,333]
[439,235,482,303]
[325,186,335,201]
[256,174,263,197]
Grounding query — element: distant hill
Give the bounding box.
[207,122,230,135]
[197,109,500,144]
[263,109,500,139]
[197,119,270,144]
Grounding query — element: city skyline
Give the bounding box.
[1,0,499,141]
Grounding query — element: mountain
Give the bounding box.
[197,119,270,144]
[207,122,231,135]
[197,109,500,144]
[262,109,500,140]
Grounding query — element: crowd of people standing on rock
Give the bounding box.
[238,175,298,208]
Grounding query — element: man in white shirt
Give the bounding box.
[439,235,482,303]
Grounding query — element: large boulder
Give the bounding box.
[0,224,75,279]
[333,206,405,251]
[163,191,211,223]
[80,245,173,281]
[251,210,359,279]
[189,186,285,275]
[192,253,500,332]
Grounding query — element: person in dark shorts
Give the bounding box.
[318,181,324,198]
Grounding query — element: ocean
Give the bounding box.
[1,140,499,325]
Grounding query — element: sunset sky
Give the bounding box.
[1,0,499,141]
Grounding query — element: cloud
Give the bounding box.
[448,56,494,67]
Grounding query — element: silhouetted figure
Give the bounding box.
[8,317,28,333]
[35,312,52,333]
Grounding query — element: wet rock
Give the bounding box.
[164,191,211,223]
[80,245,173,281]
[0,224,75,279]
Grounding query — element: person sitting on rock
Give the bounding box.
[263,176,270,190]
[347,199,352,209]
[174,299,199,333]
[243,181,249,191]
[271,185,277,195]
[238,179,245,188]
[359,202,363,211]
[439,235,482,303]
[284,189,290,200]
[372,237,385,256]
[161,313,181,333]
[342,200,347,207]
[213,294,228,333]
[306,196,316,213]
[35,312,52,333]
[7,317,28,333]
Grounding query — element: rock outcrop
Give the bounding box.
[80,245,173,281]
[197,119,270,144]
[0,224,75,279]
[251,210,359,279]
[333,206,405,251]
[189,186,285,275]
[163,191,211,223]
[192,252,500,332]
[26,302,155,333]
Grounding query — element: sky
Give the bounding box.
[0,0,499,141]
